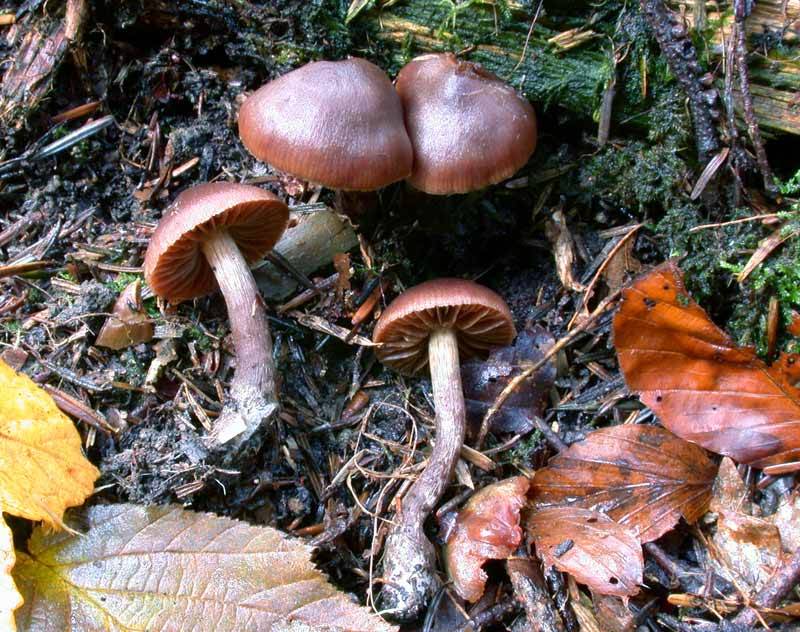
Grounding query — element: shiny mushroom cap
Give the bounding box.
[238,57,413,191]
[144,182,289,302]
[396,53,538,195]
[373,278,516,375]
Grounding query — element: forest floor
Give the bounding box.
[3,0,800,630]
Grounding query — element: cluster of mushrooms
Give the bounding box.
[143,53,537,620]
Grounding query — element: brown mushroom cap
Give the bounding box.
[144,182,289,302]
[396,53,538,195]
[373,278,516,374]
[238,58,413,191]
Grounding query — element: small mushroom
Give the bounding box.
[372,278,516,620]
[396,53,538,194]
[144,182,289,447]
[238,57,413,191]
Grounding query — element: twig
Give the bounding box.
[732,0,777,197]
[689,213,780,233]
[639,0,721,165]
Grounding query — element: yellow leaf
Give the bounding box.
[0,360,98,526]
[1,514,21,631]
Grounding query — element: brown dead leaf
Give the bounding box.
[1,514,21,632]
[709,457,751,516]
[711,511,781,593]
[14,504,397,632]
[530,425,717,542]
[0,359,98,526]
[444,476,529,602]
[461,327,556,436]
[593,593,634,632]
[95,279,153,350]
[770,492,800,553]
[614,262,800,468]
[602,237,642,293]
[706,459,788,590]
[545,209,585,292]
[528,506,643,598]
[333,252,352,298]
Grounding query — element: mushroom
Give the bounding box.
[372,278,516,620]
[395,53,538,195]
[238,57,413,191]
[144,182,289,447]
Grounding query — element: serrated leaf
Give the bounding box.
[530,425,717,542]
[1,514,21,631]
[0,359,98,526]
[13,503,397,632]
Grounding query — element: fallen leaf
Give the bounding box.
[593,593,634,632]
[444,476,529,602]
[530,425,717,542]
[708,457,751,516]
[1,514,21,632]
[13,503,396,632]
[461,327,556,436]
[545,209,585,292]
[770,492,800,553]
[706,459,781,591]
[528,506,643,598]
[94,279,153,350]
[711,510,781,593]
[602,236,642,293]
[0,359,98,526]
[737,225,798,283]
[614,261,800,468]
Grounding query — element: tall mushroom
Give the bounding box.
[144,182,289,448]
[372,278,516,620]
[396,52,538,195]
[238,57,413,191]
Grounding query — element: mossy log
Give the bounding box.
[366,0,800,137]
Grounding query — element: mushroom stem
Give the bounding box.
[381,327,465,620]
[201,229,278,446]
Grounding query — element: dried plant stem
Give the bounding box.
[202,230,278,447]
[381,328,466,621]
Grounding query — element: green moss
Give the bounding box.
[186,325,213,353]
[106,273,141,295]
[500,431,543,468]
[577,140,688,212]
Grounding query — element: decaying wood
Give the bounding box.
[372,0,800,137]
[254,206,358,300]
[673,0,800,136]
[0,0,88,129]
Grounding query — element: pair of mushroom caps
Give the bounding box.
[238,53,538,195]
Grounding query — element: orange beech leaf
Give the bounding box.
[528,506,643,599]
[530,425,717,542]
[444,476,529,602]
[614,261,800,468]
